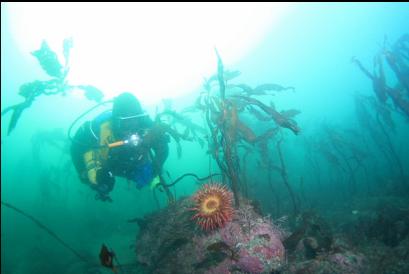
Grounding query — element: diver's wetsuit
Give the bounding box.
[70,110,169,188]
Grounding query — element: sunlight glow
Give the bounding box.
[7,3,289,105]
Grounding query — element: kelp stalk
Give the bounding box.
[276,138,298,215]
[215,48,241,207]
[1,201,88,263]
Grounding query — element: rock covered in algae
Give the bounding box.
[134,197,286,274]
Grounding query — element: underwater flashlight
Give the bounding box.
[108,133,141,148]
[125,133,141,146]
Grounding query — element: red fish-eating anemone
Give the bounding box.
[191,183,234,231]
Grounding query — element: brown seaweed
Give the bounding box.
[232,95,300,135]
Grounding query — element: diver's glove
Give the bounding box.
[96,168,115,189]
[93,184,113,202]
[93,168,115,202]
[95,191,113,202]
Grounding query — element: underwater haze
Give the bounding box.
[2,3,409,274]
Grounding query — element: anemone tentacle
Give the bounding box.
[191,183,234,231]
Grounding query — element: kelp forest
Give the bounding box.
[2,4,409,274]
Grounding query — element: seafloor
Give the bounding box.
[132,194,409,274]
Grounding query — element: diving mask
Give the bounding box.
[115,113,149,135]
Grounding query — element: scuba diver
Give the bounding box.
[70,92,169,202]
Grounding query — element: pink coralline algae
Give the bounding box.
[195,203,286,273]
[253,246,275,260]
[236,253,264,274]
[204,258,234,274]
[220,222,247,246]
[135,197,286,274]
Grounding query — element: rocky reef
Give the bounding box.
[133,190,409,274]
[134,196,286,274]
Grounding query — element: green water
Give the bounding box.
[2,3,409,274]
